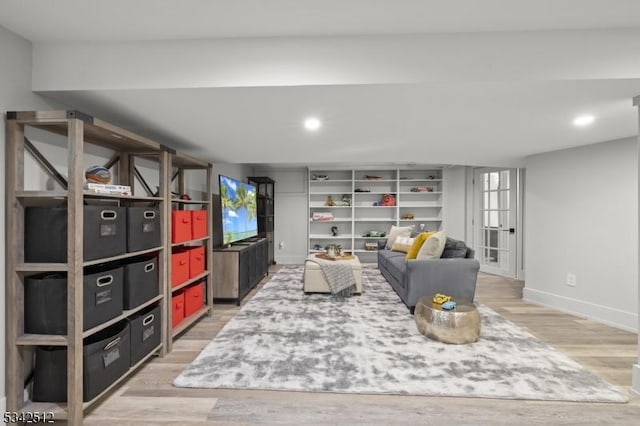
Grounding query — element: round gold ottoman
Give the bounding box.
[414,297,481,344]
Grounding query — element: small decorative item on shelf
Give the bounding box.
[85,165,112,184]
[402,213,415,220]
[354,188,371,192]
[362,230,386,237]
[380,193,396,206]
[313,244,323,251]
[364,242,378,251]
[410,186,433,192]
[331,226,338,236]
[428,175,436,179]
[311,174,328,181]
[364,174,381,180]
[325,195,336,206]
[312,212,334,221]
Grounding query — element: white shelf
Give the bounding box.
[309,218,353,222]
[309,234,353,239]
[354,218,396,222]
[399,218,442,222]
[310,179,352,183]
[353,179,396,182]
[398,191,442,195]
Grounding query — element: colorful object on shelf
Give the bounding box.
[432,293,451,306]
[172,291,186,328]
[441,301,457,311]
[171,210,193,243]
[402,213,415,220]
[85,165,112,184]
[191,210,208,239]
[325,195,336,206]
[312,212,334,221]
[184,281,205,317]
[364,174,381,180]
[410,186,433,192]
[189,246,206,278]
[380,193,396,206]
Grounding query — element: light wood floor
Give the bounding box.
[79,266,639,425]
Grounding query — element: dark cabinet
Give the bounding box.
[212,238,269,305]
[248,177,275,265]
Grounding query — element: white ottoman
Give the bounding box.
[303,255,363,294]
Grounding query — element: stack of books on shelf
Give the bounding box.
[84,183,132,196]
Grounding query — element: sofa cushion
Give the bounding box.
[385,253,407,288]
[385,225,413,249]
[416,230,447,259]
[406,231,435,260]
[441,237,469,258]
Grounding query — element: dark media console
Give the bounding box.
[212,238,268,305]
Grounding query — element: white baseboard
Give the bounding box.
[633,364,640,397]
[275,256,306,265]
[523,287,638,332]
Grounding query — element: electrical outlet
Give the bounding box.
[566,273,576,287]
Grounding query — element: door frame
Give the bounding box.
[470,167,524,279]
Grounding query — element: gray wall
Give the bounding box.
[524,137,638,331]
[0,24,65,413]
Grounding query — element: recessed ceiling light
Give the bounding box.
[303,117,322,132]
[573,115,595,127]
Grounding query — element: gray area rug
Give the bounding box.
[174,266,628,402]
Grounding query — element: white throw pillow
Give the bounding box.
[390,236,415,253]
[385,225,414,249]
[416,230,447,259]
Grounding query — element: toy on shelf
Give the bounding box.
[325,195,335,206]
[402,213,415,220]
[85,165,112,184]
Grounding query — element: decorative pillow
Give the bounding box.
[441,237,468,258]
[391,236,415,253]
[416,230,447,260]
[405,231,435,259]
[385,225,414,249]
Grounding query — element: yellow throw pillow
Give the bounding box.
[390,236,414,253]
[405,231,435,259]
[416,230,447,260]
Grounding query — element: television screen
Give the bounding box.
[219,175,258,245]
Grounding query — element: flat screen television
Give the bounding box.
[219,175,258,245]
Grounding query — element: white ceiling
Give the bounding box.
[1,0,640,167]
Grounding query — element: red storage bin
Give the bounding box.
[171,210,192,243]
[172,292,185,329]
[191,210,208,239]
[184,282,204,318]
[189,246,205,278]
[171,249,190,287]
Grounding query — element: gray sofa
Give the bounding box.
[377,238,480,313]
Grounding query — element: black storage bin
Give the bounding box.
[24,264,124,334]
[129,304,162,366]
[25,205,127,262]
[126,207,161,252]
[123,256,159,309]
[33,320,131,402]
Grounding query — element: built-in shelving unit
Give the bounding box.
[308,167,444,263]
[5,110,213,425]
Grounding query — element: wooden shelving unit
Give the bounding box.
[4,110,211,425]
[165,151,213,350]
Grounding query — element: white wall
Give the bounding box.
[0,24,65,413]
[442,166,468,241]
[524,137,638,332]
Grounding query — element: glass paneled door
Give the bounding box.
[474,168,517,278]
